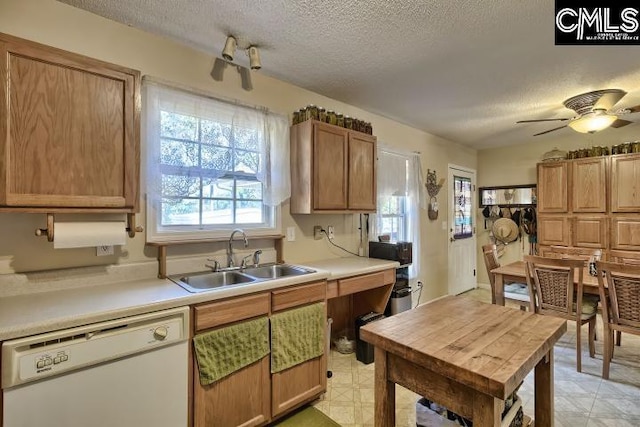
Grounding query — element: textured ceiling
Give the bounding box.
[58,0,640,149]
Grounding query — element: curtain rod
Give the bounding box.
[142,75,284,117]
[378,145,421,158]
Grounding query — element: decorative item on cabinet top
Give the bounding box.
[425,169,444,220]
[291,105,372,134]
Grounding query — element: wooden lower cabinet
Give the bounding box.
[192,282,327,427]
[611,216,640,251]
[272,356,325,417]
[573,216,607,248]
[537,216,571,246]
[193,357,271,427]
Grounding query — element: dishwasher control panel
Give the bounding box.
[1,306,190,388]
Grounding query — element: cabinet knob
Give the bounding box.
[153,326,168,341]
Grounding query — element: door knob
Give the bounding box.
[450,237,456,242]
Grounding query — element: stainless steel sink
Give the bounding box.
[170,271,256,293]
[242,264,315,279]
[170,264,316,293]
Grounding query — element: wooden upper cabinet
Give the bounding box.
[611,216,640,251]
[573,216,607,248]
[537,162,568,213]
[313,123,348,210]
[0,33,140,212]
[572,157,607,213]
[347,132,376,211]
[611,154,640,212]
[290,120,377,214]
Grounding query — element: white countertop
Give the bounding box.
[0,257,398,341]
[299,257,399,280]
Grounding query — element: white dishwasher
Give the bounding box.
[1,306,190,427]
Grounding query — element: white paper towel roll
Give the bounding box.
[53,222,127,249]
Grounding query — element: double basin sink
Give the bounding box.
[170,264,316,293]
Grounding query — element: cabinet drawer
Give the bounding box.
[338,269,395,296]
[271,281,326,312]
[326,280,339,299]
[194,293,270,331]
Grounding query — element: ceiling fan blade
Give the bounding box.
[516,118,570,123]
[610,119,633,128]
[594,90,627,110]
[533,125,567,136]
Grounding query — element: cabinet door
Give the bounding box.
[348,132,377,211]
[537,162,568,213]
[611,216,640,251]
[313,123,348,210]
[573,216,607,248]
[572,158,607,212]
[0,34,139,210]
[537,215,571,246]
[194,357,271,427]
[193,294,271,427]
[271,285,327,418]
[611,154,640,212]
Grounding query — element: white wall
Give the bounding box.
[0,0,477,301]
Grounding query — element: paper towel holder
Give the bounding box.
[35,213,144,242]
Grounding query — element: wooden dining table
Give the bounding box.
[491,260,600,306]
[360,295,567,427]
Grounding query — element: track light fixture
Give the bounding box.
[247,46,261,70]
[222,36,237,61]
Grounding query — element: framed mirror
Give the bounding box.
[478,184,536,207]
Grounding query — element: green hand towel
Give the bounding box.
[193,316,269,385]
[271,302,325,373]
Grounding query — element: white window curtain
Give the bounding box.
[370,147,425,280]
[144,80,290,241]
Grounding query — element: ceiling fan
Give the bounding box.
[517,89,640,136]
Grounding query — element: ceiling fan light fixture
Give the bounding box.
[568,110,617,133]
[222,35,237,61]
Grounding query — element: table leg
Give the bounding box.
[494,273,505,306]
[534,350,554,427]
[472,392,501,427]
[374,346,395,427]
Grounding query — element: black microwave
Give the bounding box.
[368,241,412,266]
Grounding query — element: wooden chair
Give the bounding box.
[524,255,597,372]
[609,250,640,266]
[596,261,640,379]
[482,244,530,310]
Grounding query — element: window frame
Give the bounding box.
[144,85,281,243]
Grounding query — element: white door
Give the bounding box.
[447,165,477,295]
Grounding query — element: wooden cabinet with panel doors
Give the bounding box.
[537,153,640,256]
[290,120,376,214]
[0,32,140,212]
[191,281,327,427]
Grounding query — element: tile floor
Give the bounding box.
[312,288,640,427]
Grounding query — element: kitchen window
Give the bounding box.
[144,79,290,242]
[371,148,425,279]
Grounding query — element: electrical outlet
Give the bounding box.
[313,225,323,240]
[96,245,114,256]
[286,226,296,241]
[327,225,335,240]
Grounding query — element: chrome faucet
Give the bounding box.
[227,229,248,268]
[241,250,263,269]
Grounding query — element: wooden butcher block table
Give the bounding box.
[360,296,566,427]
